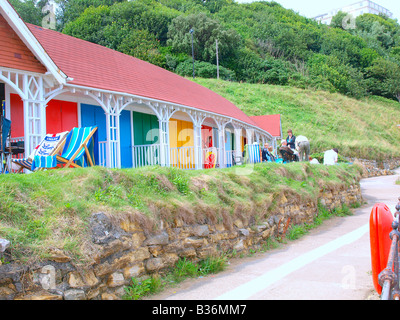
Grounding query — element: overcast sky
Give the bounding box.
[234,0,399,20]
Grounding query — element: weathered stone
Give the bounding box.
[148,245,163,257]
[238,229,250,237]
[191,225,210,237]
[173,218,184,228]
[0,239,10,253]
[131,232,146,248]
[101,292,119,300]
[0,285,16,299]
[255,224,268,232]
[64,289,86,300]
[179,247,197,259]
[68,270,99,288]
[123,263,145,279]
[261,228,272,239]
[183,237,207,248]
[197,245,217,259]
[164,241,184,253]
[214,224,226,232]
[133,247,151,261]
[162,253,179,266]
[145,258,164,272]
[120,220,142,233]
[233,239,245,252]
[209,233,223,243]
[107,272,125,288]
[144,232,169,246]
[15,290,62,300]
[94,249,149,278]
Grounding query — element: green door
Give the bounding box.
[132,111,159,166]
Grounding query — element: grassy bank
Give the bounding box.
[0,162,363,265]
[194,78,400,160]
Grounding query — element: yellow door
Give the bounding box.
[169,119,195,169]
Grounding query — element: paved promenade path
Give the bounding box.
[149,169,400,300]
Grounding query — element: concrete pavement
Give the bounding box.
[149,168,400,300]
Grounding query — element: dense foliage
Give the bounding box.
[11,0,400,102]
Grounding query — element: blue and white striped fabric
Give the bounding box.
[12,158,33,170]
[57,127,98,167]
[246,144,261,164]
[12,131,69,171]
[34,155,57,169]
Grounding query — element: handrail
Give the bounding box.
[379,198,400,300]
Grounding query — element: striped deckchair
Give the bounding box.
[52,126,98,168]
[12,131,69,172]
[244,144,261,164]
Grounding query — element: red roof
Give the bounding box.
[26,24,259,128]
[250,115,282,137]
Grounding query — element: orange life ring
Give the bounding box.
[369,203,393,294]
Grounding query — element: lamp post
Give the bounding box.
[190,28,195,79]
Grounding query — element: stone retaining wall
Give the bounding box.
[0,182,363,300]
[350,157,400,178]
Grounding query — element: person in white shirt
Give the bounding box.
[323,148,338,165]
[295,135,310,162]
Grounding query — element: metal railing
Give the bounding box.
[98,141,107,167]
[379,197,400,300]
[170,146,195,169]
[132,144,160,168]
[224,150,234,168]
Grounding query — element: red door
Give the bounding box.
[10,93,24,138]
[46,99,78,134]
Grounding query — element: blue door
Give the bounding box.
[119,110,133,168]
[80,104,132,168]
[225,130,233,167]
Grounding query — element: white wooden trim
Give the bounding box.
[0,0,68,85]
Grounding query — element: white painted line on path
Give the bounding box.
[215,223,369,300]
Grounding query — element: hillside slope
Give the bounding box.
[194,78,400,160]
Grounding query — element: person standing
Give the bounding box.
[295,135,310,162]
[286,129,296,150]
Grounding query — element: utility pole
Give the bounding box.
[190,28,195,79]
[216,39,219,80]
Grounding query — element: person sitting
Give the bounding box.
[262,143,275,162]
[279,141,296,163]
[268,146,276,162]
[323,148,339,165]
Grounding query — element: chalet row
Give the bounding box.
[0,0,282,171]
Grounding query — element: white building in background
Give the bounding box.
[314,1,393,25]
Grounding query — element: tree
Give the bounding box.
[330,11,354,30]
[8,0,44,26]
[55,0,124,30]
[62,5,112,45]
[117,29,165,67]
[366,58,400,101]
[167,12,241,64]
